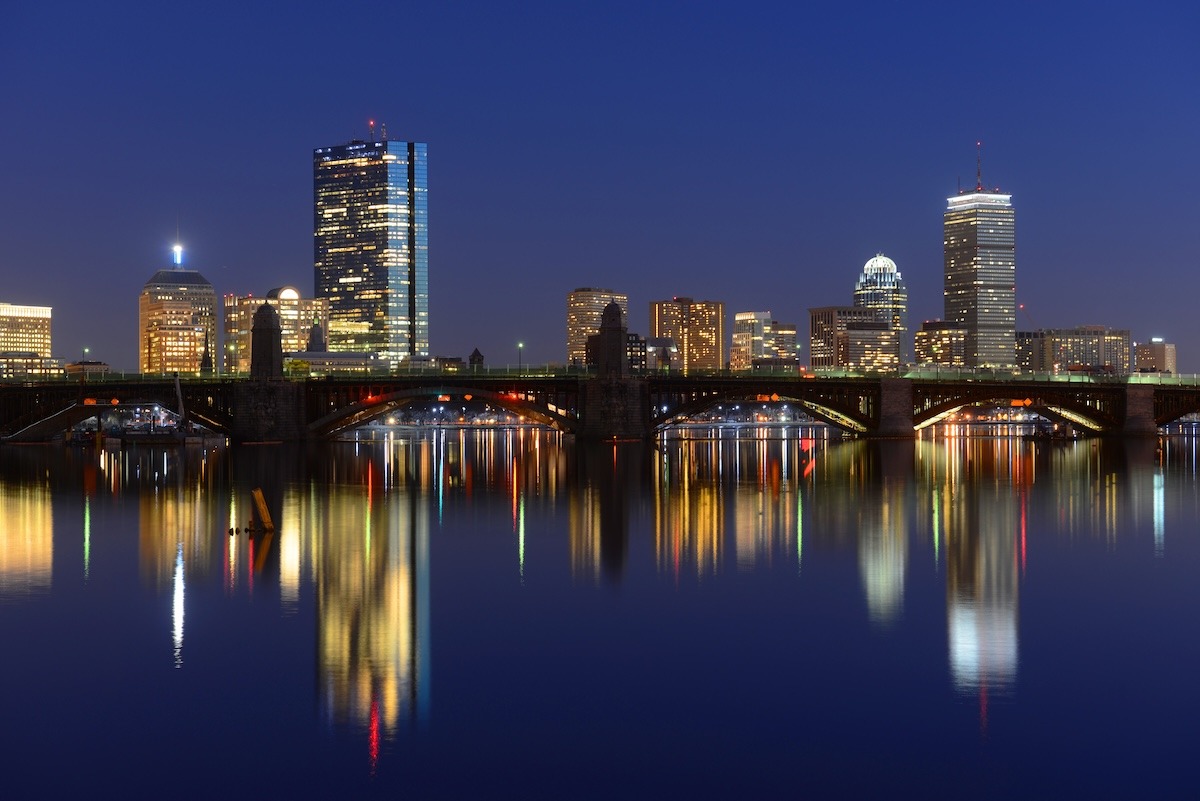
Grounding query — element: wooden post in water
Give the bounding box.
[250,488,275,532]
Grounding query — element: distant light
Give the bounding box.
[172,244,183,266]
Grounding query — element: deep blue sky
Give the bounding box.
[2,1,1198,371]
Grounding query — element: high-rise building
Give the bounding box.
[223,287,329,374]
[0,303,52,357]
[915,320,967,367]
[1038,326,1132,374]
[809,306,898,370]
[139,247,217,375]
[1136,338,1177,374]
[944,154,1015,367]
[314,137,428,366]
[768,321,797,358]
[731,311,771,371]
[567,288,628,365]
[649,297,725,374]
[854,254,909,363]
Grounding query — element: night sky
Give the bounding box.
[3,1,1198,371]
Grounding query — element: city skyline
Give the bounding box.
[2,3,1197,371]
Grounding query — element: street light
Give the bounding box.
[517,342,524,373]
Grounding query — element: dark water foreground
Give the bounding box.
[1,427,1198,799]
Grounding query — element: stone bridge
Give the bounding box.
[1,371,1198,442]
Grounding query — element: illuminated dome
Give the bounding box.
[266,286,301,301]
[862,254,899,276]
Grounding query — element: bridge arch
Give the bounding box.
[307,385,579,438]
[648,388,872,435]
[912,385,1120,433]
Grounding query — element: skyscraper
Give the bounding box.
[567,288,628,365]
[139,246,217,375]
[314,137,428,366]
[944,151,1015,368]
[650,297,725,374]
[854,254,908,363]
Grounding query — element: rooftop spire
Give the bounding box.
[976,140,983,191]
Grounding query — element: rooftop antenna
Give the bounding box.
[381,122,387,141]
[368,119,376,141]
[975,140,983,191]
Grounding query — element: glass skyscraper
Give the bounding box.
[944,178,1015,368]
[314,138,428,366]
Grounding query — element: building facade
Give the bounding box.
[914,320,967,367]
[944,177,1016,368]
[853,254,909,363]
[1136,338,1177,374]
[567,288,628,365]
[649,297,725,374]
[1037,326,1132,374]
[809,306,894,369]
[766,320,798,361]
[0,303,52,357]
[223,287,329,374]
[730,311,771,371]
[314,138,428,366]
[138,254,217,375]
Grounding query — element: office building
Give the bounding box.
[139,247,217,375]
[223,287,329,374]
[1038,326,1132,374]
[314,137,428,366]
[568,288,629,365]
[809,306,898,370]
[915,320,967,367]
[1136,338,1177,374]
[650,297,725,374]
[766,320,798,361]
[944,156,1016,367]
[0,303,52,357]
[731,311,771,371]
[854,254,909,363]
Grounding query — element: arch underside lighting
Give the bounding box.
[308,387,578,438]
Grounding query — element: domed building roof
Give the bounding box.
[862,254,899,275]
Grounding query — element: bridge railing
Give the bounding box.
[6,367,1200,386]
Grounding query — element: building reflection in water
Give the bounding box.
[849,443,913,626]
[0,476,53,599]
[918,437,1022,701]
[309,443,432,745]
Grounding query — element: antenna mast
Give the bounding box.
[976,140,983,191]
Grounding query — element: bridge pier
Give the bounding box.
[1120,384,1159,436]
[232,381,307,443]
[872,378,916,439]
[577,377,649,440]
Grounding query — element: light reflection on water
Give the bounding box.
[0,426,1197,795]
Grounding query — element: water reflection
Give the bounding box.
[2,425,1196,780]
[0,475,53,599]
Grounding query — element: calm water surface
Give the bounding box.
[2,426,1199,798]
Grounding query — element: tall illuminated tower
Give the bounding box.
[944,147,1015,368]
[649,297,725,374]
[314,135,428,366]
[853,254,909,363]
[139,244,217,375]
